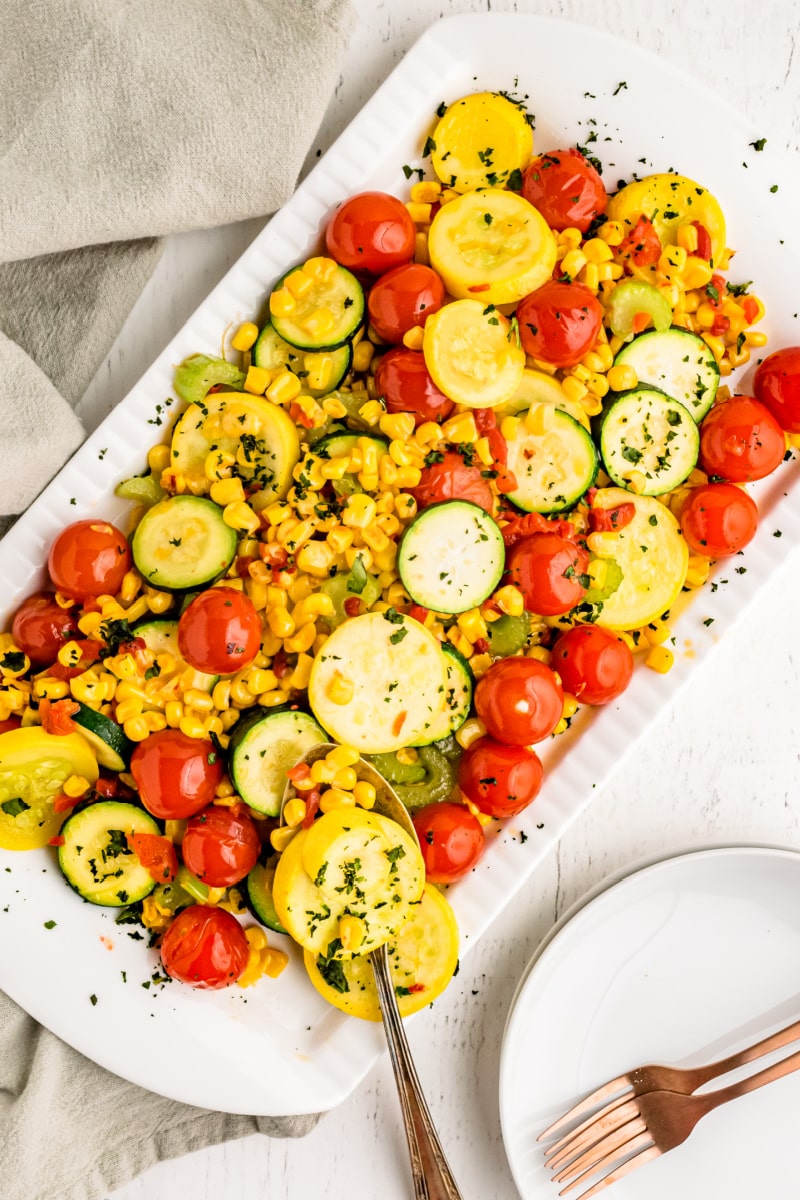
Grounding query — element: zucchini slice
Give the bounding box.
[72,704,131,772]
[307,611,448,754]
[228,709,327,818]
[414,644,473,745]
[170,390,300,510]
[613,329,719,421]
[135,619,217,691]
[243,859,288,934]
[498,368,591,431]
[132,495,237,591]
[269,261,364,351]
[427,188,556,305]
[589,488,689,630]
[58,801,161,906]
[599,388,699,496]
[422,298,525,408]
[313,431,388,459]
[253,323,352,397]
[397,500,505,614]
[505,407,598,512]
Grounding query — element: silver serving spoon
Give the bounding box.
[281,743,464,1200]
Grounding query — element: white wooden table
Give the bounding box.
[94,2,800,1197]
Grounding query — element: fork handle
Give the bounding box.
[677,1016,800,1090]
[371,943,465,1200]
[693,1045,800,1118]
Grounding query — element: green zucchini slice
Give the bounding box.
[72,704,132,772]
[599,387,699,496]
[270,263,364,351]
[253,323,352,397]
[243,860,288,934]
[228,709,327,817]
[132,495,237,591]
[505,407,598,513]
[397,500,505,615]
[58,801,161,906]
[613,329,719,421]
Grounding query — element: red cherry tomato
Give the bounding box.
[374,349,455,426]
[412,802,485,883]
[130,729,223,820]
[517,280,603,368]
[325,191,416,275]
[475,657,564,745]
[699,395,785,482]
[679,482,759,557]
[47,520,131,599]
[367,263,445,344]
[754,346,800,433]
[11,593,80,666]
[178,587,261,675]
[0,716,21,734]
[160,905,249,989]
[507,532,590,616]
[181,806,261,888]
[549,624,634,705]
[521,148,607,233]
[411,451,494,514]
[458,736,544,818]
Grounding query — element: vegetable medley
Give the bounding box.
[2,89,799,1016]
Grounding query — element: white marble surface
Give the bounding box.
[88,2,800,1197]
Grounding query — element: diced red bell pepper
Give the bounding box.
[619,216,661,267]
[692,222,712,261]
[126,832,178,883]
[39,698,80,735]
[589,503,636,532]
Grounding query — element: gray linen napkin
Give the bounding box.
[0,0,353,1194]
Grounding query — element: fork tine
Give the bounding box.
[544,1094,637,1165]
[557,1130,655,1194]
[572,1145,663,1200]
[538,1075,633,1141]
[551,1117,647,1183]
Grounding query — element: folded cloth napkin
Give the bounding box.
[0,0,353,1194]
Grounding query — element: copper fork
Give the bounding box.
[542,1044,800,1199]
[539,1014,800,1143]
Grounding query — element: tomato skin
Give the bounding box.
[130,729,223,820]
[699,396,785,482]
[411,451,494,514]
[367,263,445,344]
[374,348,455,426]
[679,482,759,557]
[181,806,261,888]
[754,347,800,433]
[178,587,261,675]
[517,280,603,368]
[475,656,564,745]
[412,802,485,883]
[160,905,249,989]
[47,520,131,600]
[550,625,634,705]
[458,736,544,818]
[11,593,80,666]
[507,532,589,616]
[325,191,416,275]
[521,148,607,233]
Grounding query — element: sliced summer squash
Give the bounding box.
[58,801,162,906]
[0,729,99,851]
[397,500,505,613]
[423,299,525,408]
[498,368,591,431]
[505,407,598,513]
[607,174,726,265]
[131,495,237,591]
[253,323,352,397]
[413,643,473,744]
[72,704,131,772]
[429,92,533,192]
[613,329,719,421]
[599,388,699,496]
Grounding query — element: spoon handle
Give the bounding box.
[371,943,464,1200]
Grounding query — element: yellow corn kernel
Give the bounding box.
[643,620,671,647]
[75,610,103,638]
[393,494,417,523]
[304,256,337,284]
[231,321,259,352]
[309,758,336,785]
[222,501,261,534]
[620,470,647,495]
[597,220,624,246]
[409,179,441,204]
[142,711,166,733]
[210,681,232,713]
[322,744,358,771]
[347,339,372,375]
[394,466,422,489]
[338,914,366,952]
[283,268,314,300]
[181,688,213,713]
[455,716,487,750]
[269,287,296,318]
[302,308,336,341]
[494,585,525,617]
[379,411,415,442]
[61,774,91,799]
[302,353,333,393]
[165,700,184,728]
[356,399,384,427]
[179,714,207,739]
[330,766,357,792]
[292,593,335,624]
[342,493,377,529]
[68,673,103,706]
[681,257,714,290]
[209,477,245,507]
[676,223,699,253]
[144,587,173,615]
[123,716,150,742]
[266,369,302,406]
[283,622,316,656]
[702,333,726,364]
[561,694,579,722]
[115,695,145,724]
[34,677,69,702]
[607,364,638,392]
[359,523,388,554]
[581,237,613,264]
[441,411,479,443]
[55,640,83,670]
[685,556,710,588]
[645,645,674,674]
[243,365,273,396]
[269,825,299,853]
[345,546,374,573]
[347,780,374,811]
[319,787,356,813]
[118,570,142,605]
[327,672,354,705]
[146,444,171,475]
[402,325,425,351]
[745,330,768,348]
[294,540,336,580]
[283,797,308,828]
[561,376,588,406]
[262,947,289,978]
[457,608,489,644]
[406,201,432,224]
[560,248,588,278]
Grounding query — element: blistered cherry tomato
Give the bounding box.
[374,349,455,426]
[458,736,544,818]
[679,482,759,557]
[699,395,785,482]
[181,806,261,888]
[412,802,485,883]
[367,263,445,344]
[521,148,607,232]
[411,451,494,514]
[160,905,249,989]
[178,587,261,675]
[507,531,589,616]
[754,347,800,433]
[475,657,563,745]
[325,191,416,275]
[11,593,80,666]
[48,520,131,599]
[517,280,603,368]
[130,729,223,820]
[550,625,634,705]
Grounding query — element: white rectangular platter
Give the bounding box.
[1,12,799,1116]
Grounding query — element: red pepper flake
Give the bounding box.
[343,596,363,617]
[48,835,66,846]
[406,982,426,994]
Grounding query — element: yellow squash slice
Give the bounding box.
[589,488,689,630]
[0,729,99,850]
[305,883,459,1020]
[428,189,556,306]
[430,92,533,193]
[607,174,726,265]
[422,298,525,409]
[170,391,299,510]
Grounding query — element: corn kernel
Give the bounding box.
[494,585,524,616]
[304,256,337,284]
[223,501,260,534]
[231,322,259,352]
[645,645,674,674]
[61,774,90,799]
[210,477,246,506]
[179,714,207,739]
[406,201,432,224]
[338,914,366,952]
[243,365,272,395]
[353,780,376,809]
[266,369,302,406]
[319,787,356,813]
[269,825,299,853]
[123,716,150,742]
[342,493,377,529]
[598,220,625,246]
[681,257,714,290]
[357,399,385,426]
[147,444,171,474]
[327,672,354,705]
[745,330,768,348]
[455,717,487,750]
[284,268,315,300]
[262,947,289,978]
[685,556,711,588]
[269,287,295,318]
[607,364,638,392]
[283,797,308,828]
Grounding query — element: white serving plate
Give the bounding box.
[1,13,800,1116]
[499,846,800,1200]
